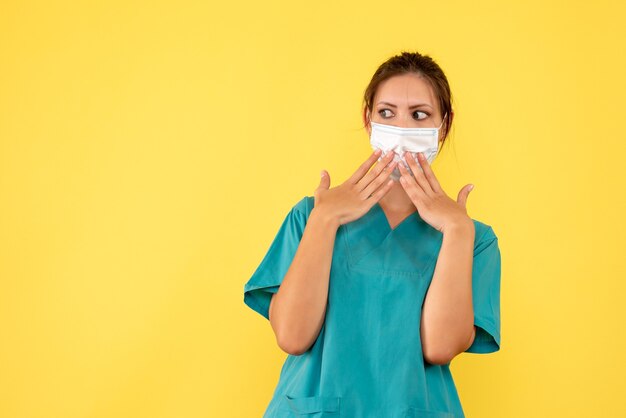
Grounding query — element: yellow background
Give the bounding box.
[1,0,625,417]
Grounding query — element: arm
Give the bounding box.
[420,221,476,365]
[269,208,339,356]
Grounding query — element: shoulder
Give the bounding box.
[292,195,315,218]
[470,217,498,247]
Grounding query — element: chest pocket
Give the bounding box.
[283,395,342,417]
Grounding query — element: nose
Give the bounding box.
[390,113,414,128]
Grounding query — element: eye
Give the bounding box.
[378,109,393,118]
[413,111,429,120]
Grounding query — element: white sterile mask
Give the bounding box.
[369,114,447,181]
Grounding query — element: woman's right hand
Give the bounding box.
[313,149,398,226]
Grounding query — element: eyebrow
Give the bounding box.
[376,101,433,110]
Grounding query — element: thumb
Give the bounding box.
[457,184,474,208]
[317,170,331,191]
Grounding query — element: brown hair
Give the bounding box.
[362,51,454,149]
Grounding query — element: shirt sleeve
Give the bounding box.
[464,225,502,354]
[243,196,312,320]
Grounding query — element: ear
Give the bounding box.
[440,109,454,141]
[363,108,371,135]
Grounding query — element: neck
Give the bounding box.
[378,181,416,214]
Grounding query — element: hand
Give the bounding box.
[397,151,474,234]
[313,149,398,226]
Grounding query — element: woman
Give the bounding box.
[243,51,502,418]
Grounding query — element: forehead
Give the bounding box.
[373,73,438,110]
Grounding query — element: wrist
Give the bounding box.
[442,217,475,236]
[310,207,340,230]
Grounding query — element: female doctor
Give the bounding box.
[244,51,502,418]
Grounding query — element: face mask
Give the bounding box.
[369,114,447,181]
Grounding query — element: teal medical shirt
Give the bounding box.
[244,196,502,418]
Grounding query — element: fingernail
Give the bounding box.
[469,184,474,191]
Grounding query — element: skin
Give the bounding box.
[269,72,477,365]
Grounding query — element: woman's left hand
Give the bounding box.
[397,151,474,234]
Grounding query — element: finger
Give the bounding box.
[456,184,473,208]
[360,160,398,198]
[414,152,443,194]
[347,149,383,184]
[355,150,396,192]
[404,152,435,197]
[317,170,331,191]
[366,177,395,206]
[397,161,427,202]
